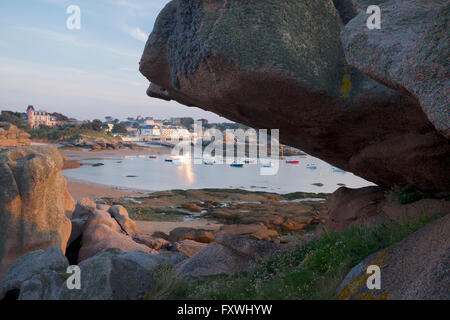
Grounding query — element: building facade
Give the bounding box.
[26,106,59,128]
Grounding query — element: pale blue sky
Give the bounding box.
[0,0,229,122]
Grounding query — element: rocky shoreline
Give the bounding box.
[0,146,448,300]
[0,122,30,152]
[0,0,449,300]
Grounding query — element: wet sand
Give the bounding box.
[66,177,147,201]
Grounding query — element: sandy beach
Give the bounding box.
[65,176,226,234]
[65,177,147,200]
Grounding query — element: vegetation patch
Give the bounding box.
[127,206,192,222]
[396,185,449,204]
[180,213,441,300]
[283,192,329,200]
[28,127,119,142]
[148,265,188,300]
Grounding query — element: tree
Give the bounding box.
[180,117,194,128]
[51,112,69,121]
[132,122,141,129]
[112,122,128,135]
[0,111,29,129]
[91,119,103,131]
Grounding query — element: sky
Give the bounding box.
[0,0,230,122]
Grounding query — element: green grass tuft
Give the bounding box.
[148,265,188,300]
[182,213,441,300]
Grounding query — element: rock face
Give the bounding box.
[0,248,159,300]
[83,210,122,233]
[108,205,139,236]
[0,146,74,276]
[140,0,450,191]
[216,224,278,241]
[58,249,156,300]
[327,186,450,231]
[336,214,450,300]
[133,234,171,250]
[342,0,449,138]
[0,247,68,300]
[172,239,207,258]
[72,197,97,220]
[168,227,215,244]
[0,122,31,152]
[78,224,157,262]
[175,233,283,277]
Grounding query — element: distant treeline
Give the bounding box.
[29,126,119,142]
[0,111,29,129]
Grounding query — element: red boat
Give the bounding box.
[286,160,300,164]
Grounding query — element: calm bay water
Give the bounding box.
[63,155,376,194]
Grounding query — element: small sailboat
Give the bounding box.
[165,158,173,162]
[242,158,256,164]
[286,160,300,164]
[306,164,317,170]
[149,155,157,159]
[261,160,273,168]
[230,163,244,168]
[203,157,215,165]
[332,167,345,173]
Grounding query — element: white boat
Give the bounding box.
[306,164,317,170]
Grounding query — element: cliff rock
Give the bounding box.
[140,0,450,191]
[0,122,31,152]
[0,146,74,277]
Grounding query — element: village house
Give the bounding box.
[26,105,60,128]
[140,125,162,141]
